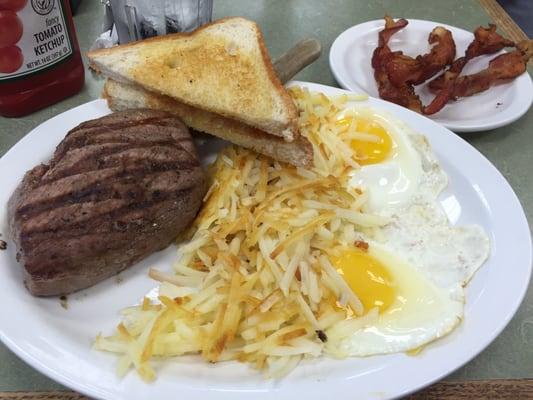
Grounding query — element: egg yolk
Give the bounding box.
[332,249,396,313]
[337,117,393,165]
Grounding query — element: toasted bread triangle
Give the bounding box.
[88,17,299,141]
[102,79,313,167]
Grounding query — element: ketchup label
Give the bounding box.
[0,0,73,82]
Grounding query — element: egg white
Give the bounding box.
[371,124,490,288]
[327,105,490,357]
[343,106,489,287]
[326,242,464,356]
[342,107,424,214]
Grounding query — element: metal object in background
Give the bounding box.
[109,0,213,44]
[165,0,213,33]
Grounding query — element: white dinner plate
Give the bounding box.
[329,19,533,132]
[0,81,531,400]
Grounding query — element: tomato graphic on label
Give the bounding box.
[0,10,23,47]
[0,45,23,73]
[0,0,27,11]
[0,5,25,73]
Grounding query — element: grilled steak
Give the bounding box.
[8,109,206,296]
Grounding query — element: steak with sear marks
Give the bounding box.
[8,109,206,296]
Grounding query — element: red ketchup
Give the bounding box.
[0,0,84,117]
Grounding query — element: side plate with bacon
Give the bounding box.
[330,19,533,132]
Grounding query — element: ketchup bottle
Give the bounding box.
[0,0,84,117]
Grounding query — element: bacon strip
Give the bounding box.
[371,18,527,116]
[424,39,531,115]
[371,17,456,114]
[429,24,515,92]
[442,40,533,98]
[371,17,423,113]
[466,23,515,58]
[386,26,456,86]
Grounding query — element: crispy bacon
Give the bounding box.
[429,24,515,92]
[466,23,515,58]
[415,27,457,84]
[386,26,456,86]
[441,40,533,98]
[372,17,423,113]
[371,17,456,114]
[424,38,530,115]
[422,85,455,115]
[371,18,527,116]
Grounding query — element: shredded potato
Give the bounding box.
[95,87,382,380]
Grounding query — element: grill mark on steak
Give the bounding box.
[53,111,197,167]
[8,109,206,296]
[15,160,198,218]
[54,124,194,161]
[20,170,200,235]
[20,198,134,233]
[20,187,198,269]
[43,143,196,182]
[23,192,198,273]
[73,110,176,129]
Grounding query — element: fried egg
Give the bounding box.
[338,108,425,213]
[325,104,489,357]
[327,242,467,356]
[342,107,489,285]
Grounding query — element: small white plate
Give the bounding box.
[329,19,533,132]
[0,81,531,400]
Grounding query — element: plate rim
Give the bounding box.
[329,18,533,132]
[0,82,531,400]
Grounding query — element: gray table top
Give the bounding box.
[1,0,531,393]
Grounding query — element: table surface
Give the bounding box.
[1,0,532,395]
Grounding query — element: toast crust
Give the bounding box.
[248,18,299,138]
[103,79,312,167]
[88,17,299,142]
